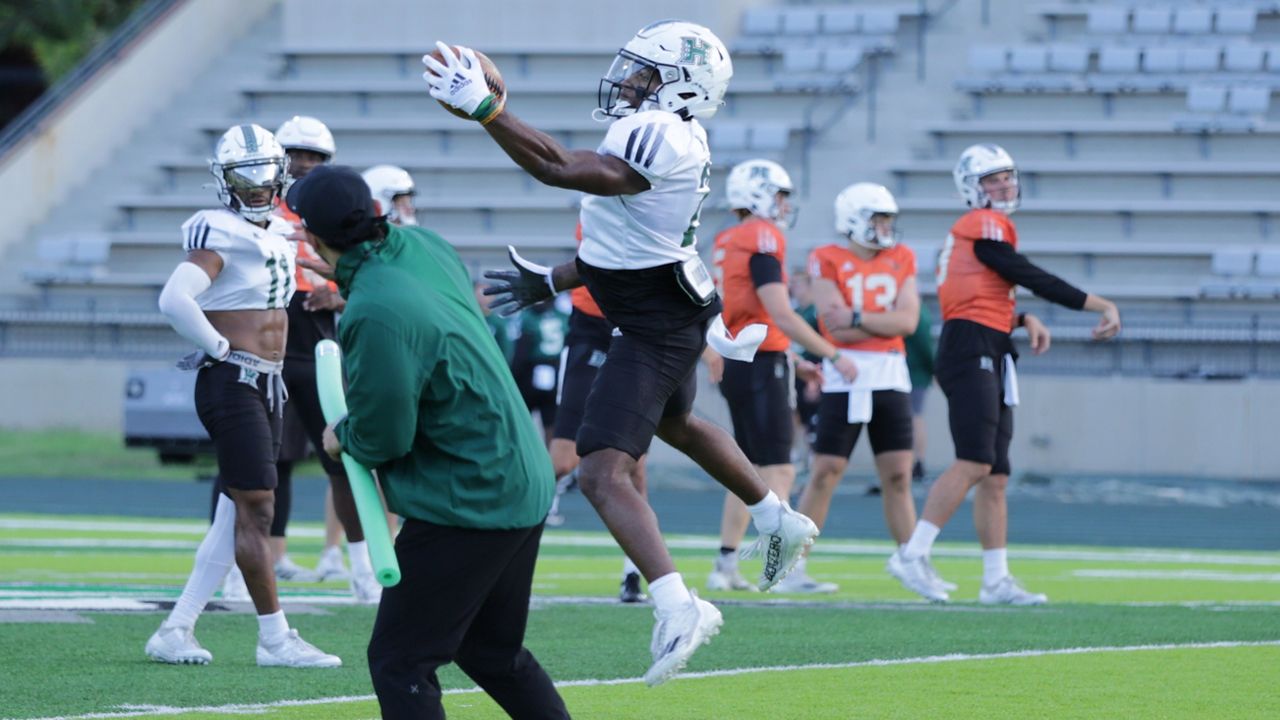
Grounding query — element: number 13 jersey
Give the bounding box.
[579,110,711,270]
[808,243,917,354]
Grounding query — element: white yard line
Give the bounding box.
[12,640,1280,720]
[3,519,1277,566]
[1075,569,1280,582]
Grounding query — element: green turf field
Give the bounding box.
[2,513,1277,719]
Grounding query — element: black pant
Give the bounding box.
[368,520,569,720]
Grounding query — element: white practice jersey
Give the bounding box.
[578,110,712,270]
[180,208,296,311]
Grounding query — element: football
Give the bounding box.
[426,46,506,120]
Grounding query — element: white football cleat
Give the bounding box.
[706,554,755,592]
[886,550,949,603]
[314,546,349,582]
[220,564,251,602]
[771,569,839,594]
[275,555,322,583]
[350,571,383,605]
[256,629,342,668]
[741,502,819,591]
[644,591,723,687]
[145,625,212,665]
[979,575,1047,606]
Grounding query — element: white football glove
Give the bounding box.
[706,314,768,362]
[421,42,501,121]
[482,246,558,317]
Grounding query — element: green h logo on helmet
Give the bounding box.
[679,37,709,65]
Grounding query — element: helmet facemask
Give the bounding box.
[847,211,900,250]
[597,52,673,119]
[977,169,1021,214]
[212,156,287,223]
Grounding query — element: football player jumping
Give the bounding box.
[423,21,820,686]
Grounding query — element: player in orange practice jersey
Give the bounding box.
[891,144,1122,605]
[705,160,857,593]
[797,182,923,594]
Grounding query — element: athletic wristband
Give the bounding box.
[1017,312,1027,328]
[851,310,863,329]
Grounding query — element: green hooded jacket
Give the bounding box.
[332,224,553,529]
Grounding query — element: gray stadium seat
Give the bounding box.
[1048,45,1089,74]
[1099,47,1140,74]
[969,45,1009,74]
[1186,85,1228,112]
[1010,47,1048,74]
[1265,48,1280,73]
[1133,7,1172,35]
[822,8,861,34]
[1088,7,1128,35]
[1215,8,1257,35]
[1181,47,1221,74]
[1228,86,1270,115]
[709,124,749,152]
[742,7,783,36]
[860,8,899,35]
[1256,249,1280,277]
[1211,248,1254,276]
[783,48,823,74]
[823,47,864,73]
[1224,46,1264,73]
[1173,7,1212,36]
[1143,48,1180,74]
[781,8,821,36]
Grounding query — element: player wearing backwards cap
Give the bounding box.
[423,21,820,685]
[705,160,857,594]
[291,164,567,720]
[145,123,340,668]
[891,144,1122,604]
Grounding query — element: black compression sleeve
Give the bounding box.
[748,253,784,288]
[973,240,1088,310]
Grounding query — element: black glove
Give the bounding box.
[482,246,557,317]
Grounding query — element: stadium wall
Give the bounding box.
[0,0,278,267]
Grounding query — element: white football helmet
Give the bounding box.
[597,20,733,120]
[954,143,1020,213]
[274,115,336,159]
[209,124,287,223]
[726,159,795,228]
[835,182,900,250]
[362,164,417,226]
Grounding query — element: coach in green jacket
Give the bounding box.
[288,165,568,720]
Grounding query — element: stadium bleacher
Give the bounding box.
[2,0,1279,378]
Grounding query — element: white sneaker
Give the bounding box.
[314,546,349,582]
[886,550,949,603]
[256,629,342,668]
[145,624,212,665]
[275,555,321,583]
[979,575,1048,606]
[771,570,839,594]
[644,591,723,687]
[706,555,755,592]
[923,558,958,593]
[740,502,819,591]
[350,571,383,605]
[221,564,250,602]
